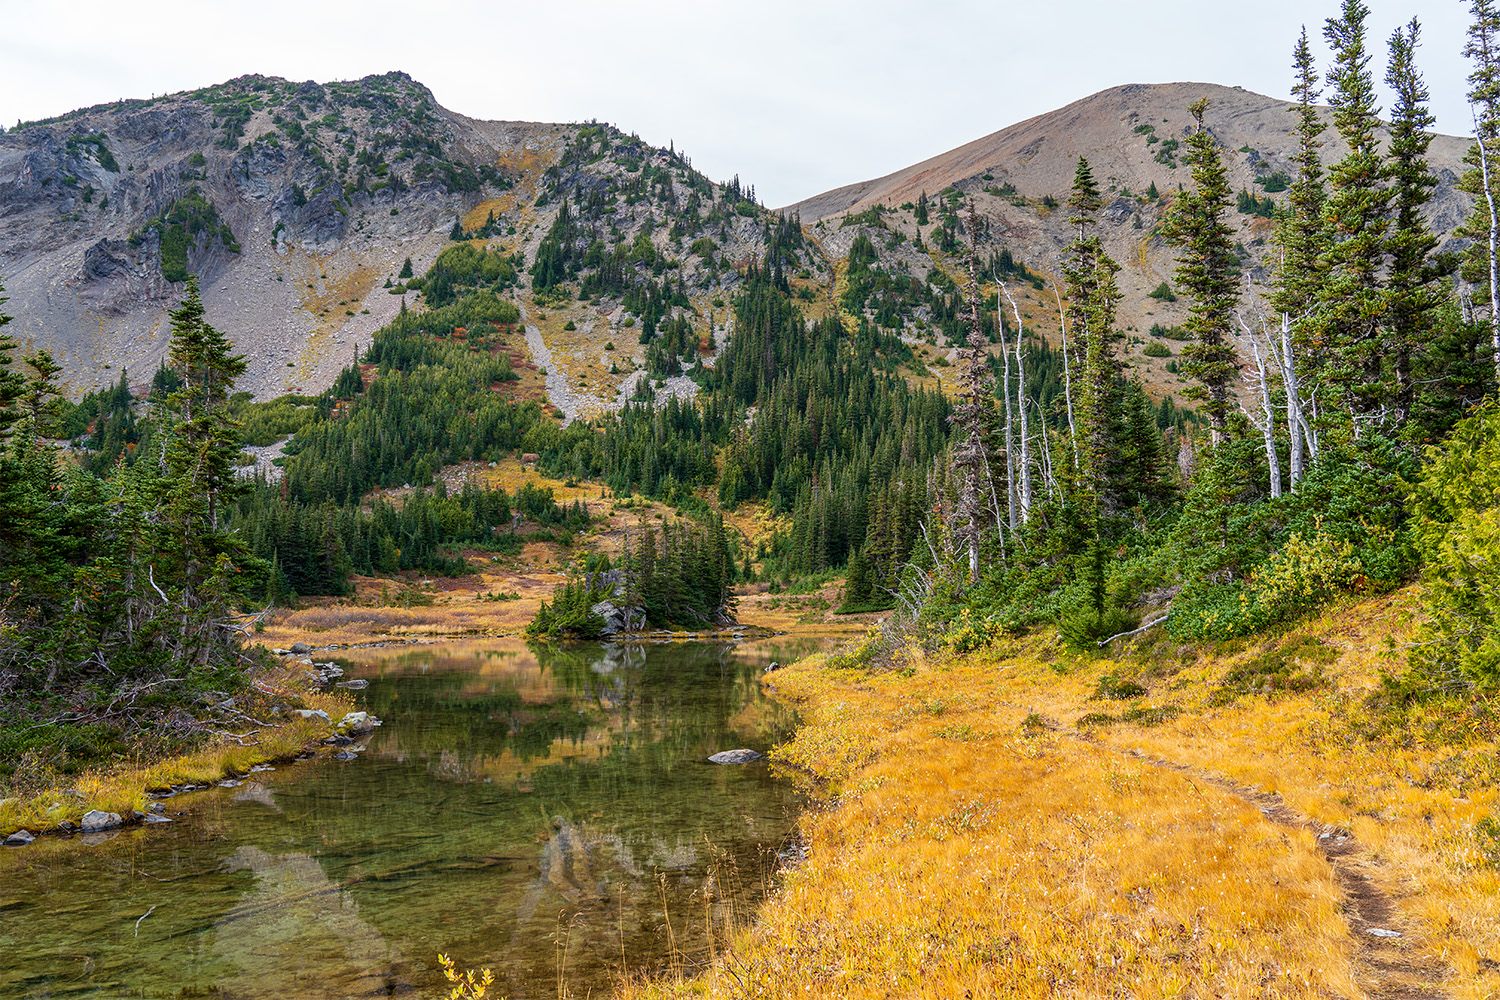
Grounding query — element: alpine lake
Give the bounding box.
[0,636,831,999]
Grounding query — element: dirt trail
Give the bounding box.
[1093,736,1450,1000]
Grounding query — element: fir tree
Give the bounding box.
[1271,27,1328,483]
[1062,157,1124,513]
[950,203,997,583]
[1317,0,1392,433]
[1383,17,1447,435]
[1164,98,1239,445]
[158,278,253,668]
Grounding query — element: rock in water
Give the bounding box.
[336,711,378,735]
[80,810,122,832]
[289,642,312,654]
[708,749,763,764]
[4,829,36,847]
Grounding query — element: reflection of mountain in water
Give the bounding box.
[355,641,791,788]
[0,638,812,1000]
[210,846,410,998]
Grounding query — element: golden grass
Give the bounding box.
[623,588,1498,998]
[0,682,351,837]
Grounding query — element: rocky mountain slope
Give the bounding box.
[1,77,1478,406]
[0,73,771,399]
[785,82,1475,393]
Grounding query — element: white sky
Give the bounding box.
[0,0,1477,208]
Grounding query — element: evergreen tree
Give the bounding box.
[950,204,997,583]
[1460,0,1500,385]
[1062,157,1124,513]
[1383,18,1448,436]
[1164,98,1239,445]
[0,280,23,446]
[157,278,253,668]
[1317,0,1392,433]
[1271,27,1329,483]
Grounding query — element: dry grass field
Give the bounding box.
[621,588,1499,1000]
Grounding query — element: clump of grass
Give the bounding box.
[1211,635,1335,705]
[1092,674,1147,700]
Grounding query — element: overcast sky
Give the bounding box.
[1,0,1478,207]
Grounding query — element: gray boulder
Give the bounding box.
[708,749,763,764]
[4,829,35,847]
[293,708,330,723]
[289,642,312,655]
[80,810,122,832]
[336,711,377,735]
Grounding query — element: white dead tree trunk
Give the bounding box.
[1237,313,1282,498]
[1034,398,1058,500]
[998,308,1019,530]
[1276,311,1306,488]
[1475,107,1500,388]
[1000,282,1032,524]
[1049,280,1079,471]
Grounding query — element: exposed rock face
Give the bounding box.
[590,600,647,636]
[0,71,770,407]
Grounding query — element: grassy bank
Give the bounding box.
[0,669,352,838]
[623,587,1499,999]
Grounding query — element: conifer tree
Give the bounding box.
[1164,98,1239,445]
[1062,157,1123,513]
[1271,28,1328,482]
[1383,18,1446,433]
[1317,0,1392,433]
[950,203,997,583]
[0,281,24,446]
[157,278,252,667]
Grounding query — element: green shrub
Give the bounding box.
[1408,401,1500,688]
[1143,341,1172,357]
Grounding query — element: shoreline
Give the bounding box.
[0,618,855,849]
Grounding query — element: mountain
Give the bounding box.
[0,77,1478,405]
[0,72,769,400]
[784,82,1475,390]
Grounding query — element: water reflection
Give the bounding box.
[0,638,818,999]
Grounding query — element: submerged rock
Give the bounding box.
[708,749,763,764]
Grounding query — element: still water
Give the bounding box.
[0,638,823,999]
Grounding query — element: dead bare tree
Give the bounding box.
[1049,280,1080,471]
[1000,282,1033,523]
[1236,313,1283,498]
